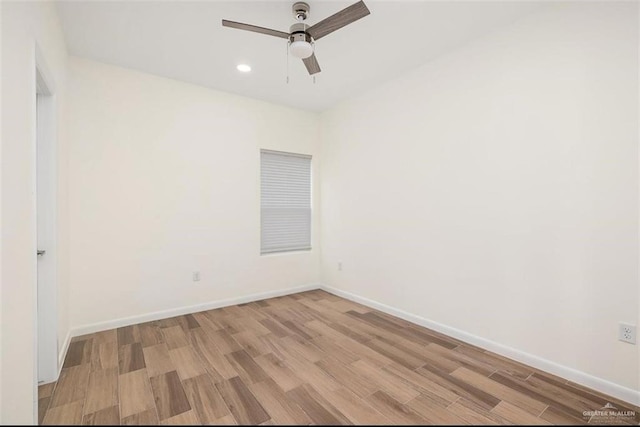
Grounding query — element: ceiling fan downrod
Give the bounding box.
[292,2,310,22]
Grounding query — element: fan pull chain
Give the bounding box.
[286,41,290,84]
[312,39,316,84]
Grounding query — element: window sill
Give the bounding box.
[260,248,312,257]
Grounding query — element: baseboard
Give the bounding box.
[320,284,640,407]
[59,282,639,406]
[70,283,321,338]
[57,330,71,377]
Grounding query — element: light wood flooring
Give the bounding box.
[39,290,639,425]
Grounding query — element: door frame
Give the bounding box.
[34,45,58,388]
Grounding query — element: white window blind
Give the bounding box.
[261,149,312,254]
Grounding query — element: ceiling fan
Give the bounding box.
[222,1,370,75]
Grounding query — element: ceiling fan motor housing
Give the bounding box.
[289,23,312,43]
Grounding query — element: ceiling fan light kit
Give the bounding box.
[222,0,370,76]
[289,41,313,59]
[289,22,313,59]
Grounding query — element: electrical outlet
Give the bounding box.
[338,262,343,271]
[619,323,636,344]
[192,271,200,282]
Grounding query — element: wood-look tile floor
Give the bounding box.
[39,290,639,425]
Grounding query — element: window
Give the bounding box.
[260,149,312,254]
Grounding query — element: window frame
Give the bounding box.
[260,149,313,255]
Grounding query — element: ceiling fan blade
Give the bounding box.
[302,53,321,75]
[222,20,290,39]
[307,1,370,41]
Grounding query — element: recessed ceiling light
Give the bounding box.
[237,64,251,73]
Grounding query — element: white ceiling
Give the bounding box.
[56,1,542,112]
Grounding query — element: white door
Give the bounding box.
[36,70,58,384]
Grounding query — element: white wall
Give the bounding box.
[1,1,69,423]
[637,2,640,401]
[1,2,4,420]
[0,3,4,421]
[321,1,639,396]
[67,58,321,329]
[2,0,638,420]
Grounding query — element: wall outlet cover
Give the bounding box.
[619,323,636,344]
